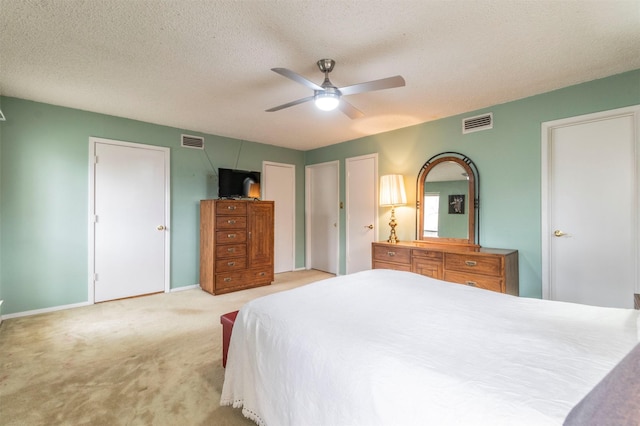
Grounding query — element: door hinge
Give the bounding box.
[93,273,98,282]
[94,155,99,164]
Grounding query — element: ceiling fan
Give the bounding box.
[266,59,405,119]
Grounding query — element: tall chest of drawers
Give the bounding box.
[200,199,274,295]
[372,242,519,295]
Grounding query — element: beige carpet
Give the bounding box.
[0,269,333,425]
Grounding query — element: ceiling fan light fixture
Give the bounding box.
[267,59,404,118]
[314,92,340,111]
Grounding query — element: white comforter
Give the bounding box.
[220,269,639,426]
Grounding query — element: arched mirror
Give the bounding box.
[416,152,479,247]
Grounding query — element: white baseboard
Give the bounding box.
[170,284,200,292]
[292,267,339,275]
[2,285,201,320]
[2,301,92,320]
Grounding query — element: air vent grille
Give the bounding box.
[181,134,204,149]
[463,113,493,134]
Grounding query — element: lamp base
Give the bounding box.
[387,206,400,244]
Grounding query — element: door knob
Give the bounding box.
[554,230,567,237]
[365,224,374,229]
[157,225,165,231]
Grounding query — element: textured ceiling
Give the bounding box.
[1,0,639,150]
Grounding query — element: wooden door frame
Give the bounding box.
[541,105,640,301]
[345,153,378,274]
[305,160,340,273]
[262,161,296,272]
[88,137,171,304]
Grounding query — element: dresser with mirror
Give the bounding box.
[372,152,519,295]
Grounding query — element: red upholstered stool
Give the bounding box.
[221,310,239,368]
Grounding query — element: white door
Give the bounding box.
[346,154,378,274]
[306,161,339,274]
[90,138,170,303]
[263,161,295,273]
[542,106,639,308]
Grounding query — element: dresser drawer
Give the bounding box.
[373,260,412,272]
[216,230,247,244]
[215,269,272,292]
[215,201,247,215]
[412,257,443,279]
[250,268,273,283]
[216,244,247,259]
[444,271,503,293]
[373,245,411,265]
[411,249,443,260]
[215,272,247,291]
[215,216,247,229]
[445,253,502,277]
[216,257,247,272]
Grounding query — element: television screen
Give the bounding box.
[218,168,261,199]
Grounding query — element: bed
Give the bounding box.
[220,269,640,426]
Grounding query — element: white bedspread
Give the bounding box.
[220,269,639,426]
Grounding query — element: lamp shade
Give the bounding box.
[379,174,407,206]
[247,183,261,199]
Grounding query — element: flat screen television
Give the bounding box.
[218,168,261,199]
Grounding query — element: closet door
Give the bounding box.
[263,162,295,273]
[346,153,377,274]
[90,138,170,303]
[305,161,339,274]
[542,106,639,308]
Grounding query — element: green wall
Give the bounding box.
[305,69,640,297]
[1,70,639,315]
[0,98,306,314]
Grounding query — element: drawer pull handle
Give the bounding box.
[387,251,396,257]
[465,260,477,266]
[227,234,236,239]
[227,206,236,210]
[228,262,235,266]
[224,277,232,282]
[228,220,236,224]
[259,272,265,276]
[466,281,477,287]
[227,248,235,253]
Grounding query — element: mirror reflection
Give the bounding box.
[423,161,469,239]
[416,154,478,246]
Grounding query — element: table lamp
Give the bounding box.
[379,174,407,243]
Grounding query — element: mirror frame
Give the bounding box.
[416,152,480,247]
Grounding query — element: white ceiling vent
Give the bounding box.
[181,134,204,149]
[462,113,493,134]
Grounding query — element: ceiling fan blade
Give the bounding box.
[339,99,365,119]
[338,75,406,96]
[265,95,315,112]
[271,68,324,91]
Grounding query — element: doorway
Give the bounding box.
[346,153,378,274]
[541,105,639,308]
[305,161,339,274]
[89,137,170,303]
[263,161,295,273]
